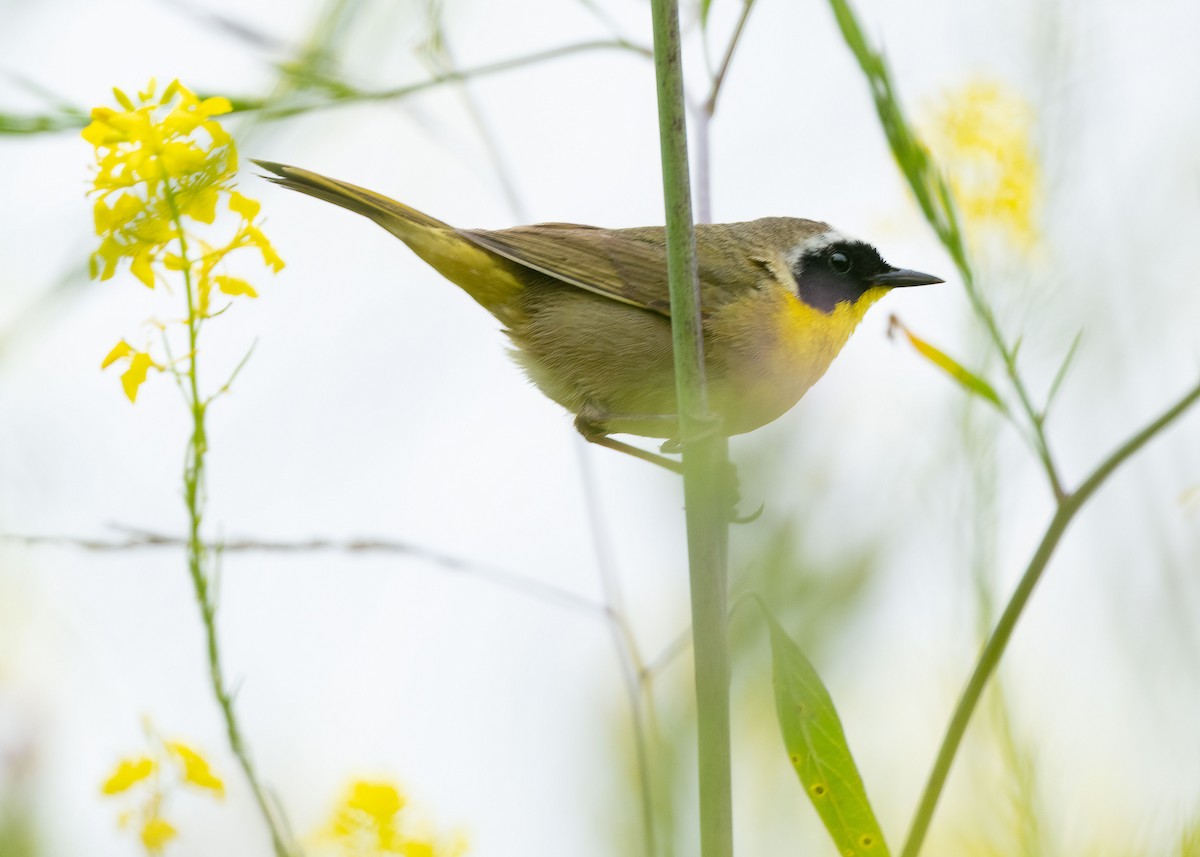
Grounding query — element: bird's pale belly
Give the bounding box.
[506,282,862,439]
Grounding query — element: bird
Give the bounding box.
[254,160,941,471]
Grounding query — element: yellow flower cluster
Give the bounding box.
[82,79,283,402]
[319,780,467,857]
[925,79,1041,252]
[101,731,225,854]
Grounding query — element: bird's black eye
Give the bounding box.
[829,251,852,274]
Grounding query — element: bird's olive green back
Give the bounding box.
[460,217,831,317]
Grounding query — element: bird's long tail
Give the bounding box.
[253,160,526,315]
[253,160,451,234]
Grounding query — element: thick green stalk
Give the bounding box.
[647,2,734,857]
[164,189,294,857]
[901,377,1200,857]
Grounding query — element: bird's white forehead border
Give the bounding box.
[784,228,852,271]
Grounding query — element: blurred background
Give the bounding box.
[2,0,1199,854]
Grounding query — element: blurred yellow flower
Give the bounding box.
[924,79,1040,252]
[101,757,155,795]
[348,781,406,823]
[166,741,226,797]
[101,340,162,403]
[101,728,225,855]
[319,779,466,857]
[140,817,178,853]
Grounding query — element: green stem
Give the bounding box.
[163,188,294,857]
[703,0,758,117]
[956,266,1065,500]
[647,2,734,857]
[900,376,1200,857]
[249,39,650,121]
[3,40,652,136]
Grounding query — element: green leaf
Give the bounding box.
[700,0,713,27]
[1043,329,1084,419]
[766,611,890,857]
[889,316,1007,412]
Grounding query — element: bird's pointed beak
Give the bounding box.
[870,267,944,288]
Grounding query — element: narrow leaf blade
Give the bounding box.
[890,315,1006,412]
[767,612,890,857]
[700,0,713,27]
[1043,329,1084,418]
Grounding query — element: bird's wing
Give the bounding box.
[461,223,766,317]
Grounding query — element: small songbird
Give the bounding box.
[255,161,941,468]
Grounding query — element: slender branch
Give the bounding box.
[900,376,1200,857]
[245,39,651,121]
[1,40,651,136]
[703,0,758,117]
[957,267,1066,500]
[6,528,604,617]
[693,0,756,222]
[162,188,294,857]
[419,22,530,223]
[641,628,693,681]
[208,339,257,404]
[648,3,734,857]
[573,440,660,857]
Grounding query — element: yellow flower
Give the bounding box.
[101,757,155,795]
[214,275,258,298]
[349,781,406,824]
[86,79,283,402]
[101,340,134,369]
[228,191,261,221]
[166,741,225,797]
[103,728,227,856]
[82,78,269,292]
[321,779,464,857]
[140,817,177,853]
[924,79,1040,252]
[101,343,162,403]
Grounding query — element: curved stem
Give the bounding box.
[900,376,1200,857]
[163,188,294,857]
[704,0,758,117]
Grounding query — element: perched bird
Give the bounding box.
[255,161,941,469]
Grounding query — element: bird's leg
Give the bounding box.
[574,405,763,523]
[574,408,682,474]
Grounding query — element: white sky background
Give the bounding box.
[2,0,1200,855]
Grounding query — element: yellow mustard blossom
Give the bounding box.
[83,78,283,402]
[140,817,178,853]
[101,340,163,403]
[102,757,156,795]
[924,79,1040,253]
[101,728,225,855]
[318,779,466,857]
[166,741,225,796]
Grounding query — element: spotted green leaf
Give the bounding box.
[767,612,890,857]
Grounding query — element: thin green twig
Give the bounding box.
[900,376,1200,857]
[1,39,651,136]
[163,187,294,857]
[254,38,651,119]
[703,0,758,117]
